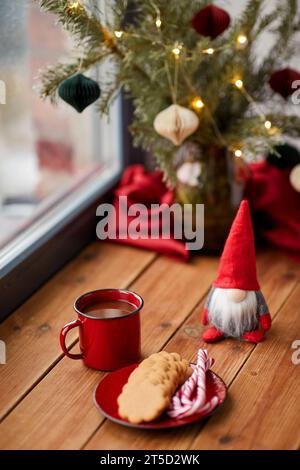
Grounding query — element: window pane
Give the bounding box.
[0,1,121,254]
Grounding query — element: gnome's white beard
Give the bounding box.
[208,288,258,337]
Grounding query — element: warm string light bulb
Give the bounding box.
[264,120,272,130]
[234,149,243,158]
[172,44,182,58]
[66,1,83,13]
[114,30,123,39]
[203,48,214,55]
[155,17,162,28]
[237,34,248,46]
[191,97,205,110]
[234,79,244,89]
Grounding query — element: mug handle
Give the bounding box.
[60,319,84,360]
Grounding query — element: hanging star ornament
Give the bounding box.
[58,73,101,113]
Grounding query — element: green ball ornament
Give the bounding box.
[58,73,101,113]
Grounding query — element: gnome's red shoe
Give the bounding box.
[242,330,265,344]
[203,327,224,343]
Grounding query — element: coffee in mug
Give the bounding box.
[82,299,136,319]
[60,289,143,371]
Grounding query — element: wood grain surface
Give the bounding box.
[0,244,299,450]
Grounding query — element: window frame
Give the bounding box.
[0,92,142,322]
[0,0,148,322]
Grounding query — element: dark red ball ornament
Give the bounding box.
[269,68,300,99]
[192,4,230,39]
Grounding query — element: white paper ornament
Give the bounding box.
[153,104,199,146]
[176,161,202,186]
[289,164,300,192]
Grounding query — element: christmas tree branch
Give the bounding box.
[38,0,107,48]
[257,0,299,80]
[36,0,300,174]
[38,50,110,102]
[37,0,150,97]
[97,78,121,115]
[268,114,300,137]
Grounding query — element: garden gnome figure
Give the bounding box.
[202,200,272,344]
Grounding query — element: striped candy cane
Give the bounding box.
[167,349,218,419]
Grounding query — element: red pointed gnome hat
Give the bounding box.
[213,200,260,291]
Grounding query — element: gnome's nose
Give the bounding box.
[227,289,247,303]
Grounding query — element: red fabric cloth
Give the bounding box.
[107,165,189,261]
[213,200,260,291]
[246,161,300,262]
[106,161,300,263]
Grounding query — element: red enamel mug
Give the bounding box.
[60,289,143,371]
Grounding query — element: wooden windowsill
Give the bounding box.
[0,242,300,450]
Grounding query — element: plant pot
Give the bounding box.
[173,143,244,253]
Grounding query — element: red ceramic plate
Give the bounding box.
[94,364,227,429]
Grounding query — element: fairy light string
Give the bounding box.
[144,9,266,147]
[65,1,281,153]
[178,58,227,147]
[150,1,162,29]
[233,78,275,133]
[172,43,183,104]
[77,1,91,72]
[231,77,282,157]
[164,60,176,104]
